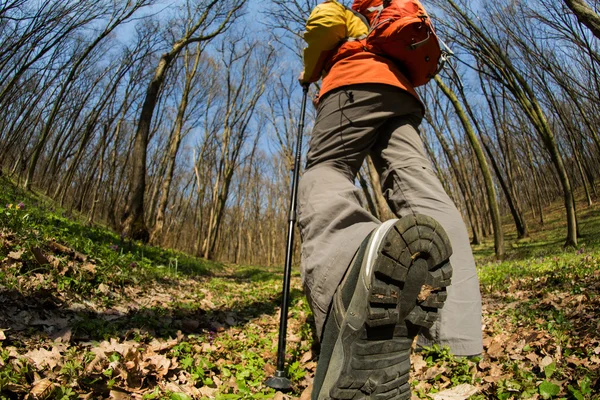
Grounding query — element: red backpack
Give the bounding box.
[352,0,443,87]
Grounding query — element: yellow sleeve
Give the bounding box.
[302,1,368,83]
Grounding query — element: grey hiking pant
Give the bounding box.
[297,84,483,356]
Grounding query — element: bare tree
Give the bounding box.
[434,75,505,259]
[201,36,275,259]
[437,0,579,246]
[150,42,211,244]
[122,0,246,242]
[24,0,155,190]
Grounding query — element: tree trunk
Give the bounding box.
[435,75,504,259]
[357,170,379,219]
[563,0,600,39]
[426,115,482,244]
[366,155,394,221]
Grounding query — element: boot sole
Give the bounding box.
[322,215,453,400]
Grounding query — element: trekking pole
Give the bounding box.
[266,83,310,391]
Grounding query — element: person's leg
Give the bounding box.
[300,85,456,400]
[370,109,483,356]
[298,86,389,337]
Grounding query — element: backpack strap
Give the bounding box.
[345,5,370,30]
[342,4,369,41]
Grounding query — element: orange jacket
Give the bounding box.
[302,0,420,102]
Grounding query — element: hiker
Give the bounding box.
[297,0,483,398]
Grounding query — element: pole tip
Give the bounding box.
[265,370,292,391]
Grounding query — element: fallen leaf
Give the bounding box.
[95,339,139,358]
[540,356,553,368]
[486,340,504,359]
[25,347,63,370]
[424,366,446,380]
[98,283,110,294]
[30,247,49,265]
[149,338,179,352]
[50,328,72,343]
[273,392,286,400]
[0,330,5,341]
[412,354,427,374]
[145,353,171,378]
[7,250,24,260]
[264,363,276,376]
[225,315,236,326]
[109,390,129,400]
[287,333,301,343]
[300,350,314,364]
[29,378,54,400]
[526,352,540,363]
[300,385,312,400]
[429,383,479,400]
[199,386,218,397]
[210,321,224,332]
[82,263,97,274]
[30,316,69,329]
[483,374,511,383]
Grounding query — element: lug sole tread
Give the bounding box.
[325,215,453,399]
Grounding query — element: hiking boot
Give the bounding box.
[312,215,453,400]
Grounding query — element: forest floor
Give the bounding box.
[0,176,599,400]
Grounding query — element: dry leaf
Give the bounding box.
[8,250,24,260]
[273,392,286,400]
[96,339,139,357]
[28,378,53,400]
[300,350,314,364]
[25,347,63,370]
[287,334,301,343]
[98,283,110,294]
[430,384,479,400]
[50,328,72,343]
[109,390,129,400]
[149,338,179,352]
[30,316,69,329]
[486,340,504,359]
[145,353,171,378]
[424,365,445,380]
[210,321,224,332]
[30,247,49,265]
[0,330,6,341]
[412,354,427,374]
[540,356,553,368]
[199,386,218,397]
[82,263,97,274]
[483,374,511,383]
[264,363,276,376]
[300,385,313,400]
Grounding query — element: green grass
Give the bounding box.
[0,176,221,291]
[465,194,600,399]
